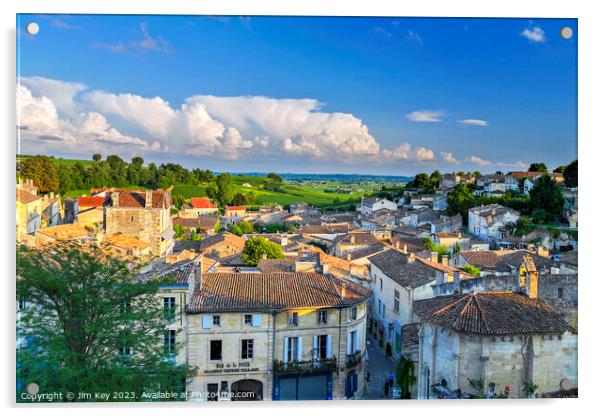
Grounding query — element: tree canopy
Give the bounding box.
[529,174,565,223]
[564,160,577,188]
[528,162,548,173]
[446,183,475,220]
[16,243,193,402]
[242,237,285,266]
[19,155,59,193]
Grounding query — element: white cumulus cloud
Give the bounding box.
[466,155,492,167]
[440,151,460,164]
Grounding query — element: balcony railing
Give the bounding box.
[346,350,363,368]
[273,357,337,375]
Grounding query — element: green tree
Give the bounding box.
[229,221,255,236]
[131,156,144,167]
[564,160,577,188]
[231,193,248,206]
[553,165,566,174]
[92,153,102,162]
[528,162,548,173]
[429,170,442,188]
[19,155,59,193]
[529,174,565,223]
[16,243,193,402]
[215,173,235,206]
[242,237,285,266]
[173,223,185,239]
[446,183,475,221]
[267,172,283,182]
[57,165,74,195]
[461,264,481,277]
[394,355,417,399]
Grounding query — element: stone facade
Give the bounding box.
[417,322,578,399]
[105,190,174,257]
[186,301,368,401]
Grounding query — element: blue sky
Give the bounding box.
[17,14,577,175]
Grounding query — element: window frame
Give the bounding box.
[212,314,221,327]
[393,290,400,313]
[210,339,223,361]
[164,297,176,320]
[288,312,299,326]
[317,309,327,324]
[241,338,254,360]
[163,330,177,356]
[244,314,252,325]
[350,306,357,321]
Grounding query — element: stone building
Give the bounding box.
[368,248,471,359]
[104,189,174,257]
[180,197,219,218]
[468,204,520,242]
[16,187,42,243]
[186,271,371,401]
[413,264,577,399]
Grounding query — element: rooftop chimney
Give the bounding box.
[526,269,539,299]
[407,252,415,263]
[394,239,400,249]
[350,234,356,244]
[322,264,329,275]
[441,255,449,266]
[347,253,352,261]
[341,283,347,299]
[110,191,120,207]
[145,190,153,207]
[403,243,408,254]
[431,251,438,263]
[453,270,461,293]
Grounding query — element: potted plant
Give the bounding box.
[524,381,538,398]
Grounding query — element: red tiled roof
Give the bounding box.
[413,292,573,335]
[16,189,41,204]
[78,196,105,207]
[225,206,246,211]
[188,272,371,313]
[190,197,217,209]
[114,190,172,209]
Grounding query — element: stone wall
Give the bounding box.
[105,206,173,256]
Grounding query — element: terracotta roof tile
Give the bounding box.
[190,197,217,209]
[78,196,105,207]
[413,292,573,335]
[188,272,371,312]
[16,189,41,204]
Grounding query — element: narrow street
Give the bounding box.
[362,334,397,400]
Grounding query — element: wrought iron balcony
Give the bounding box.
[273,357,337,375]
[346,350,363,368]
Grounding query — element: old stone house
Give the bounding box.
[413,278,577,399]
[104,189,174,257]
[186,271,371,401]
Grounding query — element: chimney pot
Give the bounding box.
[341,283,347,299]
[442,255,449,266]
[347,253,352,261]
[431,251,438,263]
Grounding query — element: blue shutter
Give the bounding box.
[284,337,289,362]
[252,314,261,327]
[297,337,303,361]
[202,315,212,329]
[326,334,332,358]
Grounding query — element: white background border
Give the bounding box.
[2,1,600,415]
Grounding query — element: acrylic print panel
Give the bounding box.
[16,14,578,403]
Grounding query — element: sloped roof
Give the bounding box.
[198,232,245,252]
[457,250,552,271]
[333,232,380,246]
[368,249,441,289]
[113,190,171,209]
[188,272,371,313]
[347,243,385,260]
[16,189,41,204]
[78,196,105,207]
[190,197,217,209]
[413,292,573,335]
